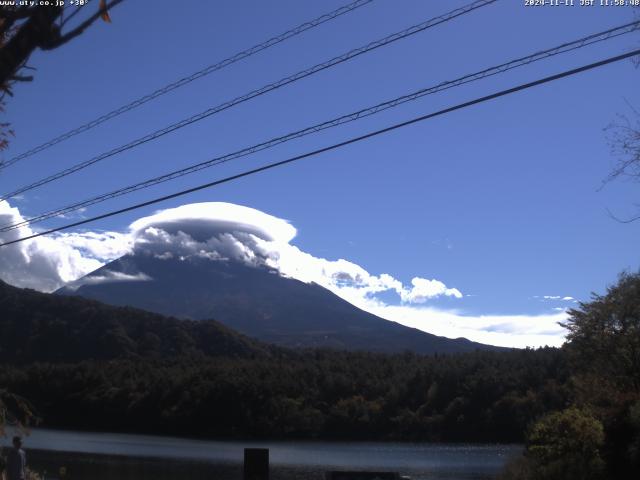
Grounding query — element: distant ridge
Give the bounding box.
[0,279,272,363]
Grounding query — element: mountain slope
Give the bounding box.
[0,279,272,363]
[57,254,500,354]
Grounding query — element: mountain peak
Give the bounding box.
[58,253,501,355]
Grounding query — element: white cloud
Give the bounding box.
[536,295,577,304]
[55,230,132,260]
[126,204,464,307]
[130,202,296,244]
[372,305,567,348]
[0,201,126,292]
[0,201,570,347]
[540,295,575,301]
[400,277,463,303]
[64,270,152,291]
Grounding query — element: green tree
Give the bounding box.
[527,407,605,480]
[563,272,640,395]
[561,273,640,478]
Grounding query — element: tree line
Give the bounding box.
[1,272,639,479]
[0,347,568,443]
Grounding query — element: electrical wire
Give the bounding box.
[2,20,637,233]
[0,0,375,170]
[2,47,638,248]
[0,0,497,199]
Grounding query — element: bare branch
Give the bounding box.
[0,6,36,21]
[60,6,83,28]
[41,0,125,50]
[0,8,31,38]
[9,74,33,82]
[0,6,63,86]
[0,7,34,38]
[604,106,640,185]
[606,207,640,224]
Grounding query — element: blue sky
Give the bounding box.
[1,0,639,345]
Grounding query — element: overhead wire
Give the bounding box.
[0,0,497,200]
[1,20,638,233]
[2,46,639,247]
[0,0,375,170]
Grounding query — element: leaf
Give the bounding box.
[99,0,112,23]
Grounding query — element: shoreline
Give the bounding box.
[17,425,524,448]
[3,428,520,480]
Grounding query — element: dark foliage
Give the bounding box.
[0,280,274,363]
[501,272,640,480]
[0,280,569,442]
[563,272,640,479]
[0,349,569,442]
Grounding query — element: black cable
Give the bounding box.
[2,19,637,233]
[3,47,638,248]
[0,0,497,199]
[0,0,375,170]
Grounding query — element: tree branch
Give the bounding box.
[606,207,640,224]
[0,6,36,21]
[0,6,63,86]
[60,6,83,28]
[10,74,33,82]
[41,0,125,50]
[0,6,36,38]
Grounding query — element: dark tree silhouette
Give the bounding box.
[564,271,640,393]
[0,389,38,435]
[0,1,123,87]
[0,0,124,150]
[501,273,640,480]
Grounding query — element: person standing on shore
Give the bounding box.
[6,437,26,480]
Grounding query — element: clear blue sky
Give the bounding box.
[2,0,639,319]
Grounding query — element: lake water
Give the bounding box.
[11,428,521,480]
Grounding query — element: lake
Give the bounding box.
[10,429,521,480]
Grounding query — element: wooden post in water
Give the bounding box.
[244,448,269,480]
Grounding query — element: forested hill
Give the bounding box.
[0,279,570,442]
[1,347,569,442]
[0,280,273,363]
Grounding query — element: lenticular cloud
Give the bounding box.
[130,202,297,245]
[125,202,462,306]
[0,200,472,308]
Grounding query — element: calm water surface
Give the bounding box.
[14,428,521,480]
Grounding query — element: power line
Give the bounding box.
[2,20,637,233]
[3,47,638,248]
[0,0,374,171]
[0,0,497,200]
